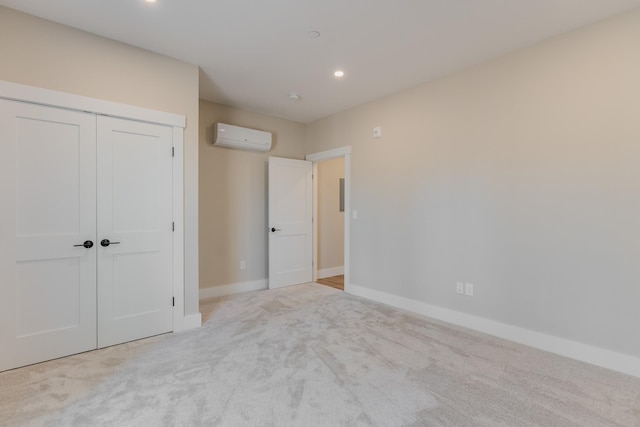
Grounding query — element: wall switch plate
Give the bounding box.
[456,282,464,294]
[240,260,246,270]
[352,210,358,220]
[373,127,382,139]
[465,283,474,296]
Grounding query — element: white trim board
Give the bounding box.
[170,126,189,332]
[318,267,344,279]
[306,146,351,162]
[200,279,268,301]
[0,80,185,128]
[348,283,640,379]
[181,313,202,330]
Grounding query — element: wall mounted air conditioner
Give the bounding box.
[213,122,272,152]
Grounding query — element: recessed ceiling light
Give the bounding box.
[145,0,157,3]
[334,70,345,78]
[288,93,301,101]
[308,31,321,39]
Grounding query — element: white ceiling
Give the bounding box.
[2,0,639,123]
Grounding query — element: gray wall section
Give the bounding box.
[305,9,640,358]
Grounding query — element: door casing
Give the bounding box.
[306,147,352,293]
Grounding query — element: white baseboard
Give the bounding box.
[200,279,268,301]
[348,283,640,379]
[181,312,202,330]
[318,266,344,279]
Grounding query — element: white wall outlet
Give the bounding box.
[465,283,474,296]
[352,210,358,220]
[456,282,464,294]
[240,260,246,270]
[373,127,382,139]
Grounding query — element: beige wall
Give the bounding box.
[318,158,345,272]
[199,100,305,290]
[305,9,640,358]
[0,6,200,315]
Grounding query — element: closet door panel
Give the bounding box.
[97,116,173,348]
[0,99,97,371]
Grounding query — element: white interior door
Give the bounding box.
[97,116,174,348]
[0,99,97,371]
[268,157,313,289]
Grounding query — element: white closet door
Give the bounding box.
[97,116,174,348]
[0,99,97,371]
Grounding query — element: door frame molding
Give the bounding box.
[0,80,185,127]
[306,146,352,293]
[0,79,188,332]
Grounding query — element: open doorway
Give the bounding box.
[306,146,351,293]
[315,157,345,290]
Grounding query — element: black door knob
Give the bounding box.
[271,227,276,232]
[74,240,94,249]
[100,239,121,247]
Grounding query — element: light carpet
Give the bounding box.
[1,283,639,426]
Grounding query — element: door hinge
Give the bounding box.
[172,297,175,307]
[172,221,175,232]
[172,146,175,157]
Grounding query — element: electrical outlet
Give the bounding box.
[456,282,464,294]
[240,260,246,270]
[465,283,474,296]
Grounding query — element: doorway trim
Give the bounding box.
[306,146,351,293]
